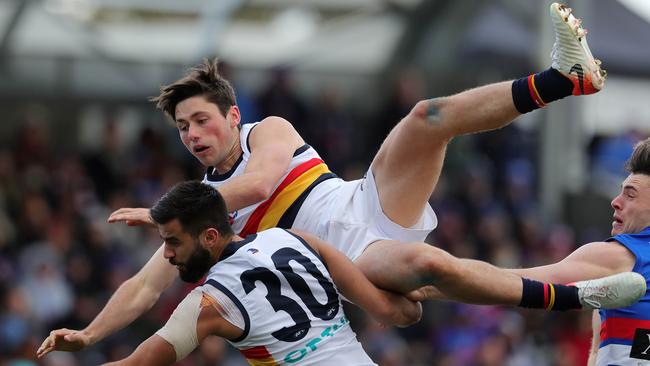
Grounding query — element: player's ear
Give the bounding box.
[202,228,220,248]
[226,105,241,127]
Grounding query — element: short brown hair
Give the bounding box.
[626,138,650,176]
[151,58,236,120]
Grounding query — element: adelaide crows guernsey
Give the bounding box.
[597,226,650,365]
[201,228,375,365]
[203,122,338,237]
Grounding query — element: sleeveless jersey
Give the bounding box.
[203,122,338,236]
[201,228,375,365]
[597,226,650,365]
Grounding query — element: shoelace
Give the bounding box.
[581,284,620,308]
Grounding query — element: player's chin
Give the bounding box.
[178,268,205,283]
[193,149,216,166]
[193,154,209,166]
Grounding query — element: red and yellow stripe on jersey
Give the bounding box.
[239,158,333,237]
[241,346,279,366]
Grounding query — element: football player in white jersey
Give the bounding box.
[38,3,644,357]
[43,181,421,365]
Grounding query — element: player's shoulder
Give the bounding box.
[255,116,294,132]
[243,228,299,249]
[607,232,650,259]
[258,228,306,245]
[249,116,299,139]
[248,116,305,152]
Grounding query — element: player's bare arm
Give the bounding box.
[37,244,177,357]
[107,116,302,225]
[216,116,305,212]
[101,335,176,366]
[509,241,636,284]
[290,229,422,327]
[103,288,241,365]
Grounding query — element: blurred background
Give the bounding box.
[1,0,650,365]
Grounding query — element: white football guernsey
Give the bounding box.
[202,122,338,237]
[201,228,376,365]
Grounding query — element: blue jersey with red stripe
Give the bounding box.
[597,227,650,365]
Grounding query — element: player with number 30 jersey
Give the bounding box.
[198,228,373,365]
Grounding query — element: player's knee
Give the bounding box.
[410,245,460,284]
[406,99,454,142]
[412,98,447,119]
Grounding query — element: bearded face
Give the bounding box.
[170,238,213,283]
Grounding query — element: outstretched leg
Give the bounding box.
[356,239,523,305]
[355,240,645,311]
[371,3,606,227]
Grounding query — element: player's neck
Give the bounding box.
[212,233,240,261]
[213,138,243,174]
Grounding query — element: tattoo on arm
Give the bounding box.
[426,98,442,125]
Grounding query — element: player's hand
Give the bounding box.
[108,208,155,227]
[36,328,92,358]
[379,290,422,328]
[406,285,444,302]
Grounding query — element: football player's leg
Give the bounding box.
[355,240,641,311]
[370,3,605,229]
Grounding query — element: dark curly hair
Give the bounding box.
[151,181,234,238]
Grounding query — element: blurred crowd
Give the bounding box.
[0,65,644,366]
